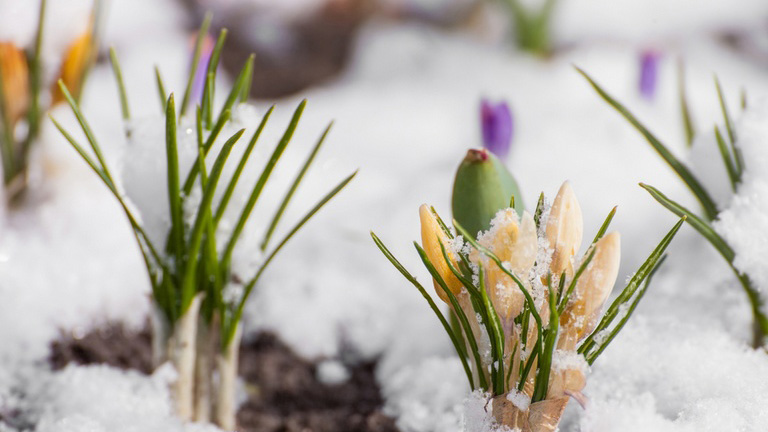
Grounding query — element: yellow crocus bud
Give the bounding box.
[419,204,463,303]
[0,42,29,126]
[483,210,537,321]
[51,31,93,105]
[545,181,583,279]
[560,232,621,343]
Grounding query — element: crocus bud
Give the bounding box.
[639,49,661,101]
[560,232,621,341]
[419,204,463,303]
[452,148,524,239]
[482,210,537,321]
[0,42,29,126]
[480,99,513,159]
[545,182,583,279]
[51,31,94,105]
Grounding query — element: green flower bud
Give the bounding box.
[451,148,524,239]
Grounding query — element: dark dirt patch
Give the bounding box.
[49,326,399,432]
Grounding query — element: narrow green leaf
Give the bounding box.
[260,122,332,251]
[591,206,617,245]
[714,126,738,192]
[214,105,275,223]
[203,29,228,128]
[677,60,696,147]
[227,171,357,346]
[479,264,506,395]
[108,47,130,120]
[165,94,185,263]
[370,232,475,388]
[715,76,736,144]
[577,67,719,221]
[182,109,232,194]
[219,100,306,272]
[415,242,484,390]
[532,280,558,402]
[154,65,167,113]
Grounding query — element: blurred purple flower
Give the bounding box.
[480,99,513,159]
[190,32,215,103]
[639,49,661,100]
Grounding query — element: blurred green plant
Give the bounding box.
[372,149,683,430]
[0,0,99,204]
[497,0,558,56]
[52,19,355,429]
[578,67,768,348]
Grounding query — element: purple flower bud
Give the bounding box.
[190,32,215,104]
[639,49,661,100]
[480,99,513,159]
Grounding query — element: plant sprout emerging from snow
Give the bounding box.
[372,151,683,431]
[496,0,558,56]
[0,0,99,204]
[51,18,356,430]
[579,68,768,348]
[638,49,661,100]
[480,99,513,159]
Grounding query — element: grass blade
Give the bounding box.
[578,67,719,221]
[164,94,185,263]
[715,76,736,144]
[154,65,167,112]
[108,47,130,121]
[714,126,738,191]
[371,233,475,388]
[260,122,332,251]
[677,60,696,147]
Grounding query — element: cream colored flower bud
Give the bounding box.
[0,43,29,126]
[560,232,621,340]
[51,31,93,105]
[419,204,463,303]
[546,182,583,279]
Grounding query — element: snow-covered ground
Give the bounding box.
[1,0,768,431]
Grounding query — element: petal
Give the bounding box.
[546,181,583,278]
[419,204,463,303]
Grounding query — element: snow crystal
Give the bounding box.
[316,359,351,385]
[505,390,531,411]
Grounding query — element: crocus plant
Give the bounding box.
[578,68,768,348]
[372,149,683,431]
[52,19,355,430]
[496,0,558,56]
[0,0,98,203]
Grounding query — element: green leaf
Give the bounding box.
[478,263,506,395]
[714,126,738,192]
[154,66,167,113]
[260,122,332,251]
[226,171,357,346]
[677,60,696,147]
[108,47,130,121]
[591,206,617,245]
[371,232,475,388]
[219,100,306,273]
[415,242,485,390]
[578,67,719,221]
[715,76,736,144]
[164,94,185,264]
[214,105,275,223]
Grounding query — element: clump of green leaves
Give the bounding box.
[497,0,558,56]
[52,19,355,429]
[578,66,768,348]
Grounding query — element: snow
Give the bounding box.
[316,359,351,385]
[2,1,768,431]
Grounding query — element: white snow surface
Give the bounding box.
[1,1,768,432]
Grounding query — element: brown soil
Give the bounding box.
[49,325,399,432]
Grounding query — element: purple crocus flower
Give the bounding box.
[190,32,215,103]
[480,99,513,159]
[639,49,661,100]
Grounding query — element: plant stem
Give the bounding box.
[215,324,241,431]
[194,318,216,422]
[170,293,202,421]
